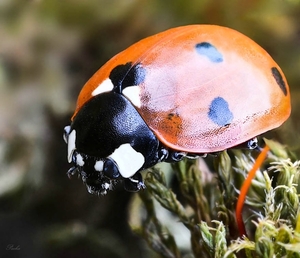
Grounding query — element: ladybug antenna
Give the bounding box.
[235,144,270,236]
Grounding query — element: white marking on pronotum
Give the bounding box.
[122,86,141,107]
[92,78,114,96]
[67,130,76,163]
[75,153,84,166]
[109,143,145,178]
[94,160,104,172]
[63,125,71,143]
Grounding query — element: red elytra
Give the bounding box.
[72,25,291,153]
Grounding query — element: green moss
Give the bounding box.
[135,139,300,257]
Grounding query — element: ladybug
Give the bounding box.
[64,25,291,195]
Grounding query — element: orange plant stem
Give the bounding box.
[236,145,270,236]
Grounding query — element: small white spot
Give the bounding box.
[122,86,141,107]
[76,153,84,166]
[109,143,145,178]
[94,160,104,172]
[68,130,76,163]
[103,182,111,190]
[92,78,114,96]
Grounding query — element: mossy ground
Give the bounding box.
[132,140,300,258]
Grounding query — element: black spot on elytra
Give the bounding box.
[109,62,146,93]
[195,42,223,63]
[165,112,182,130]
[208,97,233,126]
[271,67,287,96]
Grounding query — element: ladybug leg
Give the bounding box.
[66,166,78,178]
[246,137,258,149]
[233,137,259,150]
[186,153,202,159]
[158,147,205,163]
[157,147,169,162]
[66,150,82,178]
[123,172,146,192]
[164,150,187,162]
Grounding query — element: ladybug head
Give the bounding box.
[63,92,167,195]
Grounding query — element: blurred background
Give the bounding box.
[0,0,299,257]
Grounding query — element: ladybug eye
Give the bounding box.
[103,159,121,179]
[124,172,145,192]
